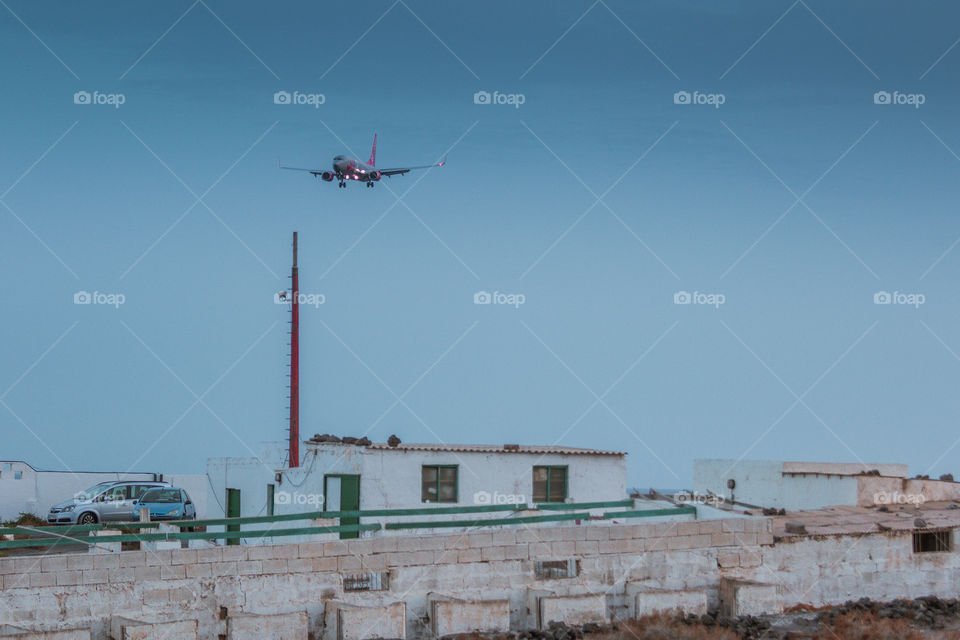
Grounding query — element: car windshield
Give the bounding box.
[74,482,115,501]
[140,489,181,503]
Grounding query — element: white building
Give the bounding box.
[694,459,960,511]
[0,460,208,521]
[205,439,628,537]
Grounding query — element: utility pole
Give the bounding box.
[289,232,300,468]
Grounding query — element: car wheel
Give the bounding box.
[78,512,97,525]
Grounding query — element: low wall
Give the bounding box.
[764,528,960,605]
[0,517,957,639]
[855,476,960,507]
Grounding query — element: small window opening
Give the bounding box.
[913,531,952,553]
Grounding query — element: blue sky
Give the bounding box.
[2,1,960,490]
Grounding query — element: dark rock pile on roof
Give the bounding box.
[308,434,372,446]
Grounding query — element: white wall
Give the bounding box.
[206,455,278,520]
[0,462,38,521]
[767,528,960,606]
[0,461,158,521]
[205,442,628,542]
[206,442,301,520]
[164,474,210,519]
[343,446,627,510]
[780,473,858,511]
[694,459,781,507]
[693,459,860,511]
[0,461,207,521]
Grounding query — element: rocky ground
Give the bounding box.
[447,597,960,640]
[672,596,960,638]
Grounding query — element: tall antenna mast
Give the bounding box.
[288,231,300,468]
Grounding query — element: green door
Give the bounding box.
[324,474,360,539]
[226,488,241,546]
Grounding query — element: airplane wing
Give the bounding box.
[278,160,325,176]
[377,158,446,177]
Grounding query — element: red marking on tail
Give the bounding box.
[368,133,377,166]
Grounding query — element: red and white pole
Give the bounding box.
[289,231,300,468]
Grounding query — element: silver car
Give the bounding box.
[47,481,168,525]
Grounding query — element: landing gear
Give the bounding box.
[366,181,374,188]
[338,180,346,188]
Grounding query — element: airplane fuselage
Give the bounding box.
[332,155,381,183]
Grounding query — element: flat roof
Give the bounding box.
[782,461,909,477]
[696,459,909,478]
[771,502,960,538]
[320,442,626,456]
[0,460,160,476]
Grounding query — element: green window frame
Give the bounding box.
[422,465,458,503]
[533,466,568,503]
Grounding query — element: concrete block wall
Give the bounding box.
[427,595,509,636]
[764,529,960,607]
[109,616,197,640]
[718,579,780,617]
[325,602,405,640]
[0,629,89,640]
[625,585,708,617]
[226,611,308,640]
[537,595,608,628]
[9,516,957,640]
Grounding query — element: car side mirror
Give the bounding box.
[184,500,192,505]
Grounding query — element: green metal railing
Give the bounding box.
[385,511,590,530]
[0,524,381,550]
[0,500,694,551]
[157,503,531,529]
[603,507,697,519]
[0,522,161,535]
[0,503,532,536]
[534,499,633,511]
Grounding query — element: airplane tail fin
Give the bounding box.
[368,133,377,166]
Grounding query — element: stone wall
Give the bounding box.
[1,517,957,640]
[763,528,960,606]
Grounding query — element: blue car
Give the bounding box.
[131,487,196,521]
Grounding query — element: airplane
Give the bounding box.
[280,134,444,188]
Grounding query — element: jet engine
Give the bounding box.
[320,171,335,182]
[369,170,382,181]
